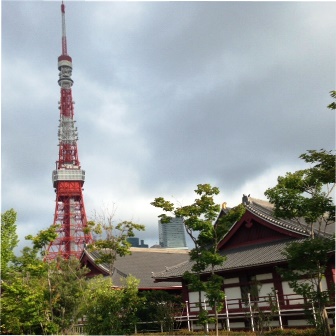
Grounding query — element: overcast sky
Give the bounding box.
[2,1,335,252]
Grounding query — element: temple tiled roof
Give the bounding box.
[246,198,333,237]
[83,247,190,289]
[152,238,296,280]
[153,197,334,282]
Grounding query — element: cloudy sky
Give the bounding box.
[2,1,335,252]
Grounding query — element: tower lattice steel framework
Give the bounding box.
[45,2,93,260]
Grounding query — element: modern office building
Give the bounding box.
[127,237,148,248]
[158,217,187,249]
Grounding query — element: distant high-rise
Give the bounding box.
[127,237,148,248]
[158,217,187,249]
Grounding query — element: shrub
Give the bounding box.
[264,328,335,336]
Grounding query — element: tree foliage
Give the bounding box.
[278,237,334,335]
[1,213,89,335]
[2,254,89,334]
[137,291,183,332]
[86,204,145,277]
[216,203,246,234]
[48,257,89,333]
[1,247,56,335]
[327,90,336,110]
[264,149,335,237]
[280,238,334,296]
[265,149,335,336]
[25,225,58,257]
[1,272,56,335]
[151,184,242,335]
[1,209,19,277]
[82,275,141,335]
[12,246,48,277]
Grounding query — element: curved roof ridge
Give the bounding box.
[114,267,128,278]
[152,260,189,277]
[153,239,302,280]
[165,260,189,271]
[246,201,309,235]
[247,198,333,237]
[249,197,274,209]
[83,248,110,274]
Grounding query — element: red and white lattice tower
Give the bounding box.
[45,2,93,260]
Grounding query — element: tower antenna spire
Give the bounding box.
[45,2,93,261]
[61,1,67,55]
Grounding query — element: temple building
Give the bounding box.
[152,197,335,330]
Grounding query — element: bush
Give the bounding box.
[135,328,334,336]
[264,328,335,336]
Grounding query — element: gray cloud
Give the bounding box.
[2,1,335,252]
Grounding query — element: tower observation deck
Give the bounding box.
[45,2,93,260]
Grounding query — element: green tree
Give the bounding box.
[1,209,19,277]
[1,274,56,335]
[1,224,89,335]
[265,149,335,237]
[137,290,183,332]
[151,184,242,335]
[1,247,57,335]
[25,225,60,330]
[48,257,89,334]
[2,251,88,335]
[86,204,145,278]
[264,149,335,336]
[82,275,141,335]
[12,246,47,276]
[26,226,90,334]
[0,210,54,334]
[25,224,58,257]
[327,90,336,110]
[279,238,334,334]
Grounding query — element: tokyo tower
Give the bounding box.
[45,2,93,260]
